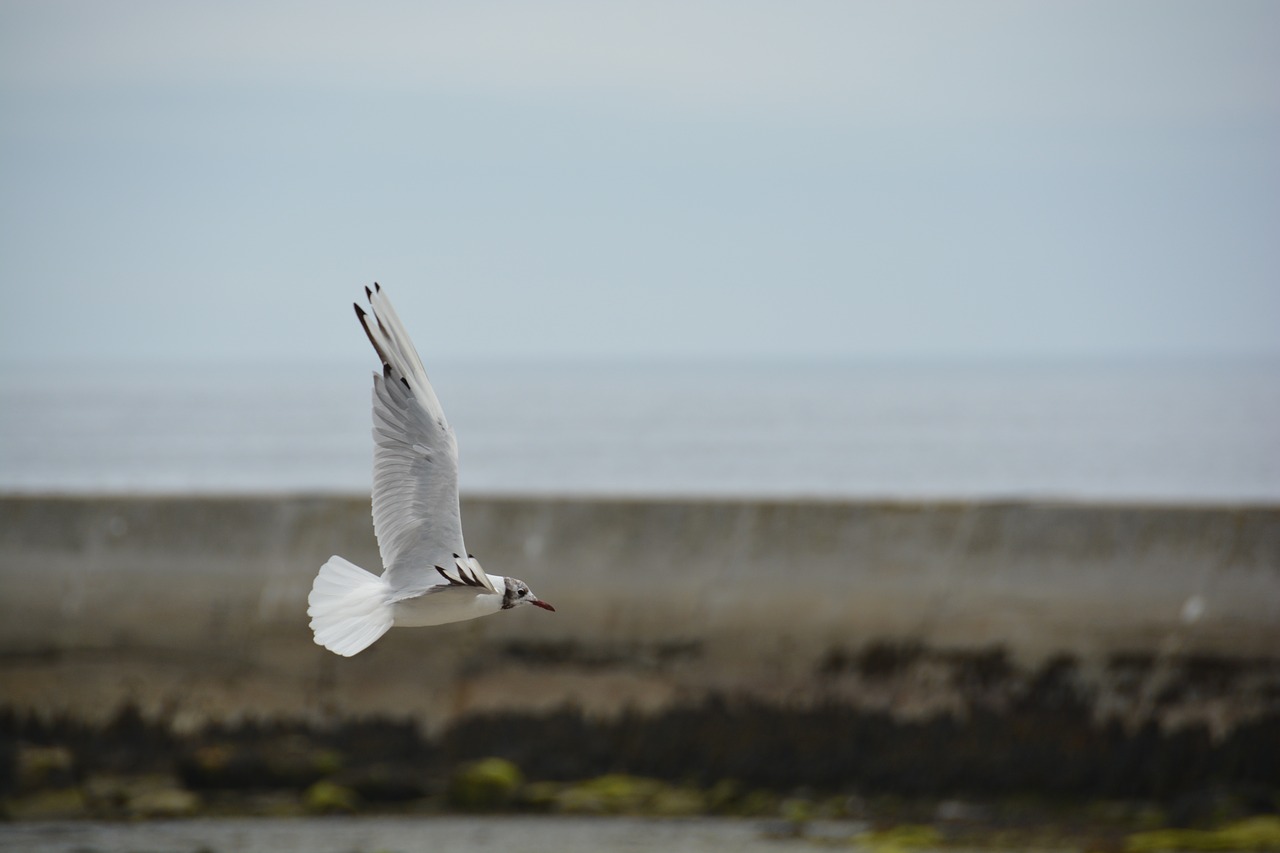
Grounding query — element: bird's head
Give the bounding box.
[501,575,555,612]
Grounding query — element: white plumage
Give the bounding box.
[307,556,394,657]
[307,284,554,657]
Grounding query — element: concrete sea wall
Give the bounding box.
[1,495,1278,802]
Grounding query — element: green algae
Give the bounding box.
[2,787,87,820]
[552,774,668,814]
[522,774,710,816]
[448,757,524,811]
[303,780,359,814]
[854,824,944,852]
[1126,816,1280,852]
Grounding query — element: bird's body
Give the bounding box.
[392,582,507,627]
[307,285,553,657]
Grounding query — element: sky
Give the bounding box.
[1,1,1278,366]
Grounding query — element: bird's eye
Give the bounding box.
[518,588,527,597]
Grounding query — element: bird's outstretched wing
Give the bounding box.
[355,284,496,597]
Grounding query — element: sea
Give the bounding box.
[1,357,1277,503]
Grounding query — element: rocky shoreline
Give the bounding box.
[5,711,1280,852]
[5,646,1278,825]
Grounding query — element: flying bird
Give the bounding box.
[307,284,554,656]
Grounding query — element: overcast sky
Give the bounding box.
[1,1,1277,366]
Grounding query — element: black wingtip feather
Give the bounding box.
[357,299,392,367]
[374,282,382,292]
[365,285,373,299]
[436,562,483,588]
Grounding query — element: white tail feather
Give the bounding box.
[307,556,394,656]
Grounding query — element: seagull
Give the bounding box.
[307,284,554,656]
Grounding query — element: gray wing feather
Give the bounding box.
[358,286,496,597]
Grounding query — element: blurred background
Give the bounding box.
[1,2,1279,851]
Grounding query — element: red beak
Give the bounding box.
[532,599,556,612]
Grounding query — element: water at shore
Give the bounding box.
[1,816,825,853]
